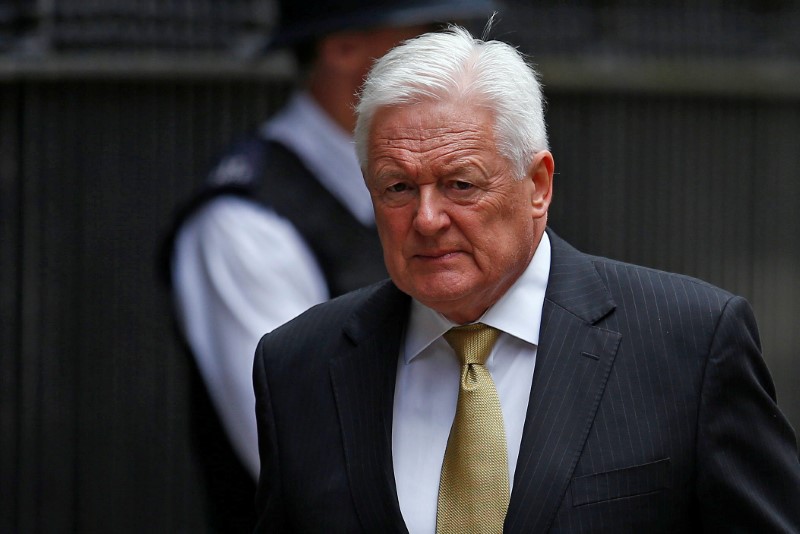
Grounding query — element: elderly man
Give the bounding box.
[253,27,800,532]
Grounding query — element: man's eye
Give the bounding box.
[452,181,473,191]
[387,183,409,193]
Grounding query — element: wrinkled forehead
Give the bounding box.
[363,102,509,185]
[366,100,498,157]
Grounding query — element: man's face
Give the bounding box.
[365,100,553,323]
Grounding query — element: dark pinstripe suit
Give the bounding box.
[253,229,800,532]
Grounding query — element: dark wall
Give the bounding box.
[1,76,798,531]
[1,78,290,532]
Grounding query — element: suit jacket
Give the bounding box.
[253,229,800,533]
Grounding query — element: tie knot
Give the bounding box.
[443,323,501,366]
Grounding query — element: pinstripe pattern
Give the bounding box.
[253,229,800,532]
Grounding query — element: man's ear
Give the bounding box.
[528,150,554,218]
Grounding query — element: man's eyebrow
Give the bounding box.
[441,162,484,178]
[441,163,473,174]
[372,169,409,181]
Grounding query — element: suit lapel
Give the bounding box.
[329,281,410,533]
[505,231,622,533]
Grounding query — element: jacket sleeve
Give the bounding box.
[253,337,291,533]
[695,296,800,532]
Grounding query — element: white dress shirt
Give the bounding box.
[392,233,551,534]
[172,91,373,477]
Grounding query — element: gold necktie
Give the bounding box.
[436,323,509,534]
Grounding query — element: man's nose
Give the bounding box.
[412,188,450,235]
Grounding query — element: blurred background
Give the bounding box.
[2,0,799,531]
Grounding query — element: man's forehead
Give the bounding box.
[368,103,495,155]
[372,101,491,132]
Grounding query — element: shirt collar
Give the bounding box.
[403,232,551,364]
[260,91,375,225]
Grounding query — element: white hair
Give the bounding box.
[354,25,548,180]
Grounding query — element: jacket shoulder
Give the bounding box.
[256,279,405,362]
[546,229,739,328]
[589,253,736,310]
